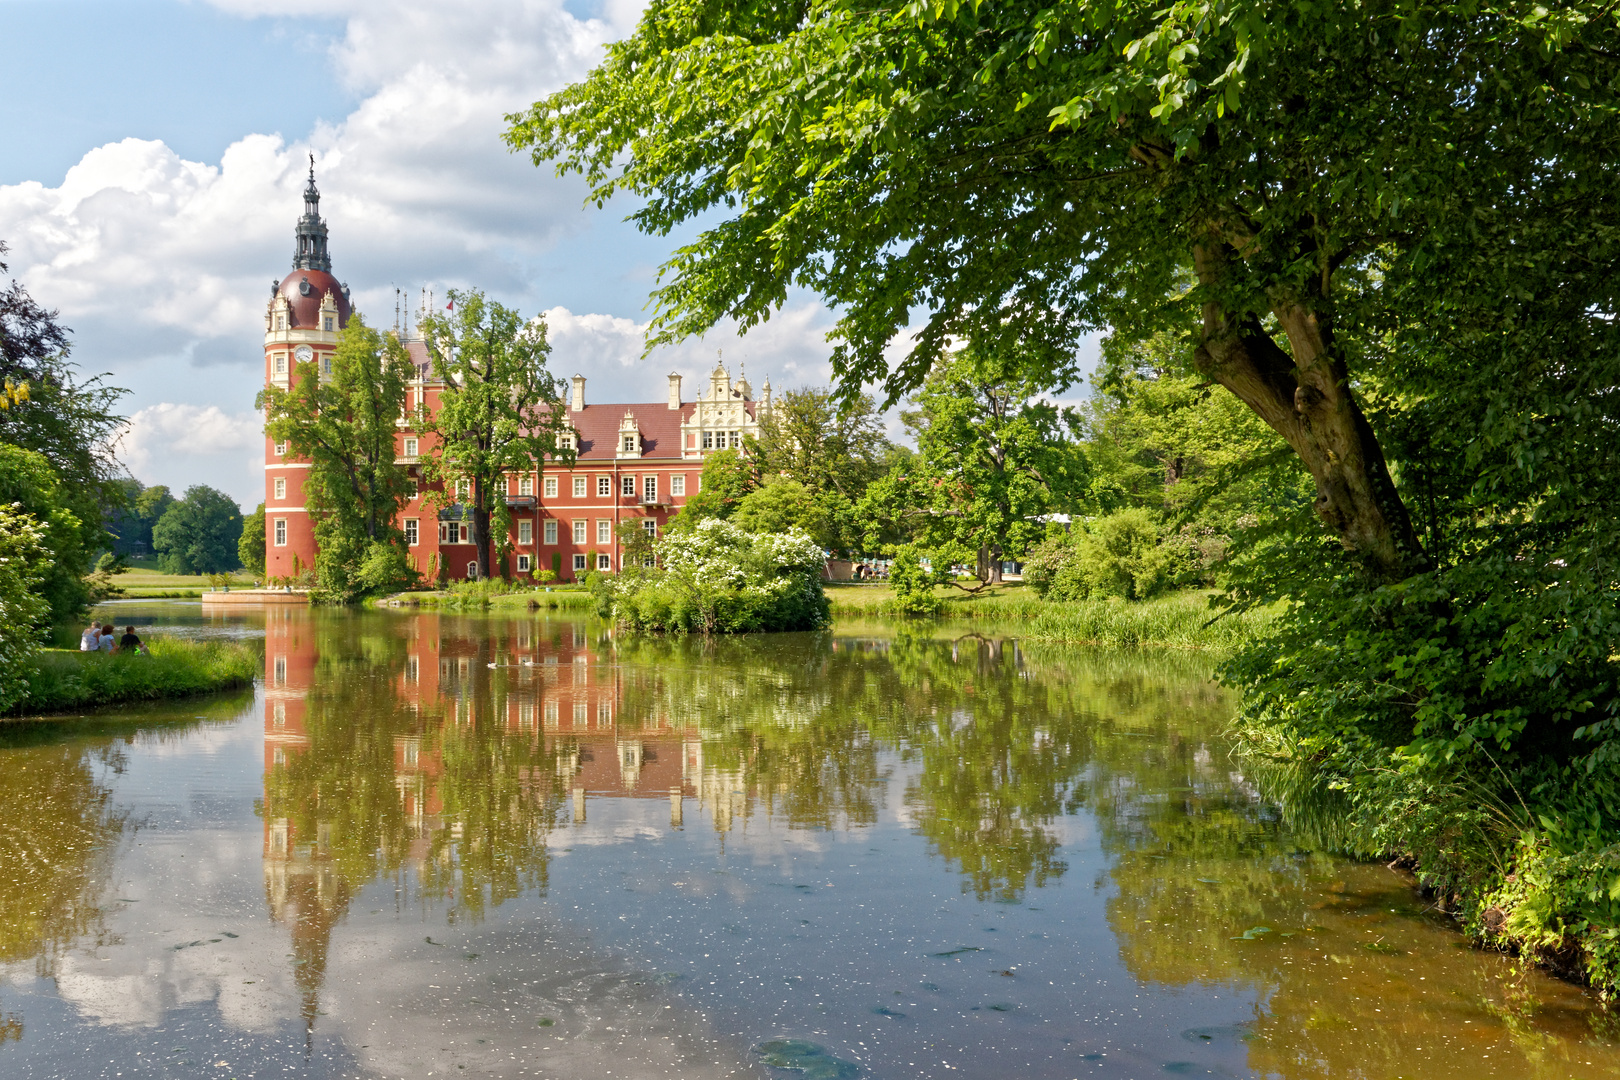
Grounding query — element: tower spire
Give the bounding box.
[292,155,331,272]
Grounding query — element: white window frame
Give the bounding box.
[403,437,418,457]
[321,354,332,373]
[324,316,334,332]
[671,474,685,496]
[518,520,533,545]
[572,553,587,572]
[643,475,657,503]
[572,476,587,498]
[544,476,558,498]
[597,476,612,497]
[516,554,531,572]
[596,553,612,571]
[274,477,286,500]
[621,475,636,497]
[543,519,558,545]
[273,353,287,375]
[405,519,419,546]
[273,519,287,546]
[622,434,636,454]
[274,440,287,456]
[519,476,533,496]
[573,520,587,544]
[702,430,713,450]
[642,519,656,537]
[596,520,611,545]
[467,562,479,580]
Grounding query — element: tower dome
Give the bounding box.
[276,156,350,329]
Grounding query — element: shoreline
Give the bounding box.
[5,640,260,719]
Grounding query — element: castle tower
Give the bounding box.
[263,158,351,581]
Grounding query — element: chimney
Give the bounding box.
[667,372,682,410]
[570,374,585,412]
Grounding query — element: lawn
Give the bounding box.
[109,556,259,598]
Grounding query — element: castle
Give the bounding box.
[262,165,770,582]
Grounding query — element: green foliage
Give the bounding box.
[417,290,572,582]
[886,546,946,616]
[669,448,756,529]
[752,386,890,552]
[8,638,257,716]
[732,476,838,548]
[0,441,103,622]
[238,503,266,576]
[1025,510,1187,602]
[0,503,49,712]
[151,485,243,575]
[861,347,1088,586]
[598,518,830,634]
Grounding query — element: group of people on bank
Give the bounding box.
[79,623,149,655]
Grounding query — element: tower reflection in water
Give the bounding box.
[256,609,738,1032]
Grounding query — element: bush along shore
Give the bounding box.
[593,520,830,634]
[6,639,258,717]
[826,585,1268,650]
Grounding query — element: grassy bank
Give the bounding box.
[7,639,259,717]
[107,557,258,598]
[377,581,597,612]
[827,584,1268,649]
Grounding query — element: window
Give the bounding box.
[622,434,637,453]
[467,562,479,580]
[621,475,636,497]
[597,476,612,497]
[558,431,575,451]
[274,656,286,686]
[324,316,334,332]
[273,701,286,727]
[702,430,713,450]
[671,474,685,496]
[572,476,586,498]
[572,553,587,571]
[274,519,287,546]
[544,700,559,724]
[596,520,611,545]
[518,520,533,545]
[517,554,531,572]
[274,477,286,500]
[597,553,612,571]
[519,476,533,496]
[572,520,587,544]
[273,354,286,375]
[403,437,418,457]
[644,475,658,503]
[276,314,286,331]
[274,441,286,456]
[545,476,558,498]
[574,701,588,723]
[518,702,534,729]
[543,519,558,544]
[408,478,419,498]
[642,519,656,536]
[321,355,332,374]
[729,431,740,449]
[405,519,419,546]
[405,656,419,684]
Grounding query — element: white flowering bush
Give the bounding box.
[0,503,49,713]
[594,518,830,634]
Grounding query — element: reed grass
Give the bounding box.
[8,639,258,717]
[398,581,597,612]
[827,584,1268,649]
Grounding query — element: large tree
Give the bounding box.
[863,348,1090,587]
[152,486,244,575]
[508,0,1618,584]
[417,290,573,581]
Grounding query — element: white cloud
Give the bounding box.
[117,403,264,507]
[0,0,841,499]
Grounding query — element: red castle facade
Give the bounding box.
[263,167,770,583]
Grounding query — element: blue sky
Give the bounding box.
[1,0,1092,508]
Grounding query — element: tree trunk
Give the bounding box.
[1191,242,1427,583]
[472,483,491,581]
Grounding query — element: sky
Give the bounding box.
[0,0,1095,510]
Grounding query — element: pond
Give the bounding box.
[2,603,1617,1079]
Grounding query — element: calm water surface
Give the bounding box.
[2,603,1616,1079]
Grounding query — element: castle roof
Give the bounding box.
[276,269,351,330]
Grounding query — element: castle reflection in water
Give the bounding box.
[256,608,751,1029]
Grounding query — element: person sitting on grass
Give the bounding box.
[80,622,101,651]
[98,624,116,652]
[118,625,142,653]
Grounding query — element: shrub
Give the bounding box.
[0,504,50,713]
[600,518,830,634]
[887,545,946,616]
[1026,510,1205,603]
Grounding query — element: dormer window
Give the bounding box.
[324,316,334,331]
[558,432,576,452]
[276,314,286,331]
